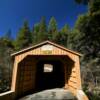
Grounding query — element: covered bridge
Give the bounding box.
[0,41,88,100]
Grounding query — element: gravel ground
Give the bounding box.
[19,88,77,100]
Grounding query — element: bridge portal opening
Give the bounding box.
[35,60,65,92]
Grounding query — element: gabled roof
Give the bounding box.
[11,40,82,57]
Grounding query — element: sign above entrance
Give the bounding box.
[41,44,53,51]
[41,44,53,54]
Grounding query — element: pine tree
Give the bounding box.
[37,17,48,42]
[3,29,14,48]
[0,37,13,93]
[60,24,70,47]
[32,23,40,44]
[48,17,58,40]
[15,20,32,50]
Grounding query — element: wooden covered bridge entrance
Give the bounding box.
[16,55,74,98]
[0,41,88,100]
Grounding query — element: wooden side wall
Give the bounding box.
[66,56,82,95]
[64,57,77,94]
[67,62,78,94]
[15,58,36,98]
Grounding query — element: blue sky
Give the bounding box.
[0,0,87,37]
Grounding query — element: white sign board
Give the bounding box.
[41,44,53,51]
